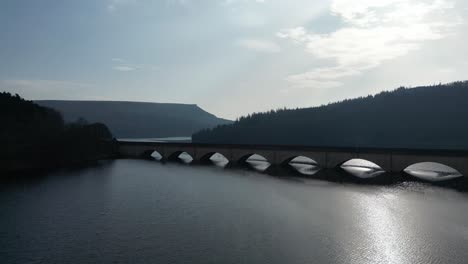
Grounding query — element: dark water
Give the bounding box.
[2,159,468,264]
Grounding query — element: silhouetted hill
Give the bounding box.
[36,101,232,138]
[193,81,468,150]
[1,92,115,172]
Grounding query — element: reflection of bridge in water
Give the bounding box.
[118,141,468,177]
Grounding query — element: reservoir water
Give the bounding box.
[1,159,468,264]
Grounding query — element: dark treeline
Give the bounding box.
[193,81,468,150]
[1,92,116,172]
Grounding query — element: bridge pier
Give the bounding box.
[264,164,287,176]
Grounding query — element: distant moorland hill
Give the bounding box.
[36,101,232,138]
[193,81,468,150]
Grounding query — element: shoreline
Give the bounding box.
[0,154,118,175]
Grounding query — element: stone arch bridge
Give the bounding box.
[118,141,468,176]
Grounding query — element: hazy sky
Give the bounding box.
[1,0,467,119]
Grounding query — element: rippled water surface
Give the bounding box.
[1,159,468,264]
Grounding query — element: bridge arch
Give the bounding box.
[230,149,276,166]
[339,158,385,169]
[199,152,230,166]
[391,155,467,176]
[326,153,391,172]
[197,149,230,160]
[285,156,321,175]
[280,156,319,166]
[148,150,163,160]
[140,149,164,160]
[237,153,270,164]
[141,150,154,159]
[403,162,463,181]
[339,158,386,178]
[237,153,271,171]
[167,150,194,164]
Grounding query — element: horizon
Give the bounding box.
[1,0,468,119]
[24,80,466,120]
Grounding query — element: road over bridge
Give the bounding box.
[118,141,468,176]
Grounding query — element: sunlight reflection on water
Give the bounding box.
[2,159,468,264]
[354,192,406,264]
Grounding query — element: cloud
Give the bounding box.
[111,58,136,72]
[111,58,125,62]
[164,0,190,6]
[277,0,462,89]
[111,58,159,72]
[223,0,265,4]
[163,0,265,7]
[113,65,136,72]
[237,39,281,53]
[107,0,136,12]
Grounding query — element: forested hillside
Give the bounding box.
[193,81,468,150]
[1,92,115,172]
